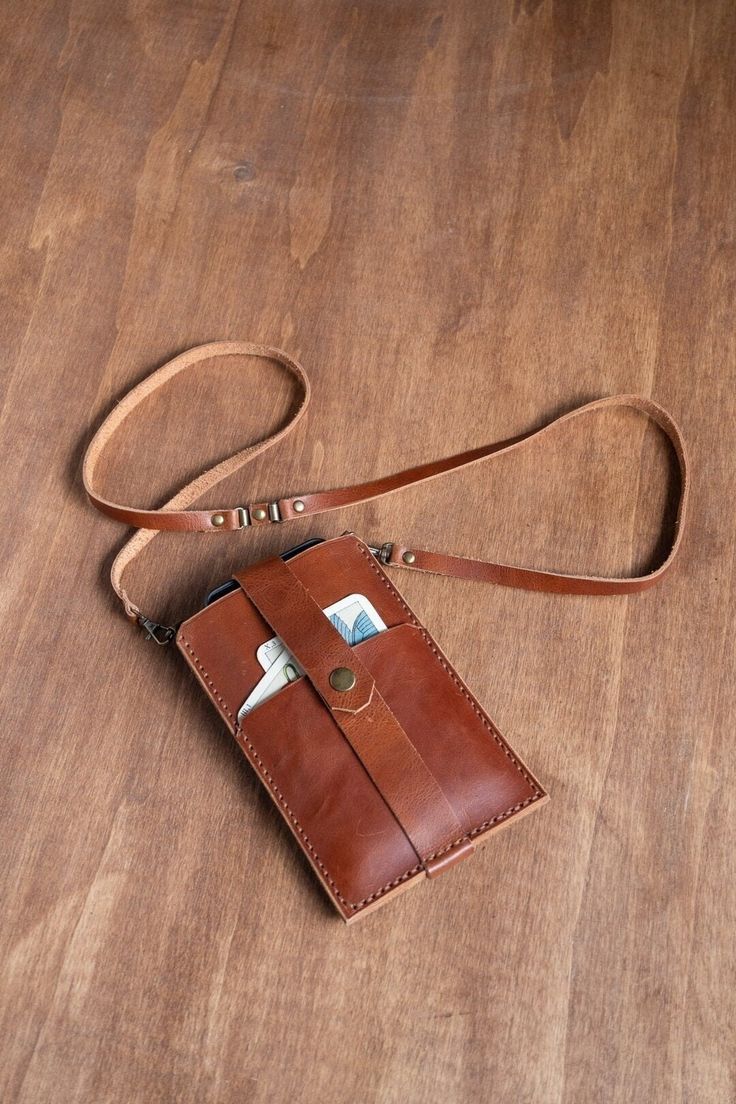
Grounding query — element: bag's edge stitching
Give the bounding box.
[178,539,544,912]
[180,633,542,912]
[352,539,543,792]
[178,635,355,909]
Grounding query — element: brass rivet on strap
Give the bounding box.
[402,551,416,564]
[329,667,356,692]
[293,499,305,513]
[252,507,267,521]
[211,514,225,527]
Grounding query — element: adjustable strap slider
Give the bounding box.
[236,502,282,527]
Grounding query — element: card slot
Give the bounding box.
[237,622,544,917]
[237,630,375,719]
[235,626,422,914]
[236,621,421,719]
[177,535,416,727]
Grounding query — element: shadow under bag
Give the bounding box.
[83,341,690,922]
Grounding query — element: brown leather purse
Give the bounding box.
[83,342,689,921]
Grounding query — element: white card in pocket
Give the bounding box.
[239,593,387,719]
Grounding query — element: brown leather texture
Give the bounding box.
[234,556,469,866]
[177,533,547,921]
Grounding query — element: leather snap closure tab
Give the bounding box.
[329,667,356,692]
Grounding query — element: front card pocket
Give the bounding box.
[236,622,546,920]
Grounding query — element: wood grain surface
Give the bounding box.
[1,3,734,1102]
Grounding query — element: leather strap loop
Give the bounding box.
[83,342,690,620]
[83,341,311,533]
[83,342,310,618]
[382,395,689,595]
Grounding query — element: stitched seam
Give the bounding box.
[180,631,542,911]
[353,795,538,908]
[179,541,544,912]
[353,540,542,792]
[179,634,353,909]
[179,637,236,722]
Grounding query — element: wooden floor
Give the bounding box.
[1,3,734,1101]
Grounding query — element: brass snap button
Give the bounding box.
[293,500,306,513]
[329,667,356,692]
[211,514,225,527]
[252,507,267,521]
[402,550,416,564]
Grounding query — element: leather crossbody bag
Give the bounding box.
[83,342,689,922]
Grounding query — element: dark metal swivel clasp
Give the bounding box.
[138,616,176,646]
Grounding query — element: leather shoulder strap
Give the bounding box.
[82,342,690,626]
